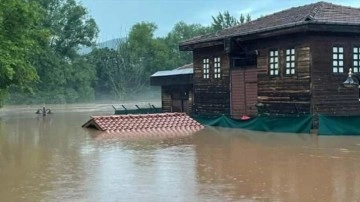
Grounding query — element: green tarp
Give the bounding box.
[318,115,360,135]
[194,114,360,135]
[194,115,313,133]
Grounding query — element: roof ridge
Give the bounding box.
[219,1,324,33]
[319,1,360,10]
[303,1,325,21]
[179,1,360,47]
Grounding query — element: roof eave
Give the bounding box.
[180,21,360,50]
[82,118,104,131]
[179,39,224,51]
[179,21,310,49]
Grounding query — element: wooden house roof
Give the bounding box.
[180,1,360,47]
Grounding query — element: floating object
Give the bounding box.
[36,106,52,116]
[82,113,204,138]
[241,115,251,120]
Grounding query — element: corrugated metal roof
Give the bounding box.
[151,68,193,77]
[151,64,193,77]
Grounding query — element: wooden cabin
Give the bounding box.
[179,1,360,123]
[150,64,194,114]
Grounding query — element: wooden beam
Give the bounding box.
[179,40,223,51]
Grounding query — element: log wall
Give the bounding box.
[310,34,360,117]
[255,35,312,114]
[193,45,230,116]
[161,86,172,113]
[161,85,193,114]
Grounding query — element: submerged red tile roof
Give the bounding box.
[82,113,204,138]
[92,127,201,140]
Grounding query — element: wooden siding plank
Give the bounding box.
[310,35,360,116]
[193,45,231,115]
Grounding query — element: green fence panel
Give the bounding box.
[194,114,313,133]
[318,115,360,135]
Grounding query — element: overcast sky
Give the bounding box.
[78,0,359,42]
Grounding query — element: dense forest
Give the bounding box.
[0,0,250,106]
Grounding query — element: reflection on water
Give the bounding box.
[1,104,360,201]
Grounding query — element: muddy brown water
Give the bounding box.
[1,104,360,202]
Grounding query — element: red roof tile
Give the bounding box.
[82,113,204,138]
[92,127,201,140]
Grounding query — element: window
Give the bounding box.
[269,50,279,75]
[214,57,221,78]
[285,48,296,75]
[202,58,210,79]
[353,47,360,73]
[332,46,344,73]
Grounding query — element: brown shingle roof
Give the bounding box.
[180,1,360,46]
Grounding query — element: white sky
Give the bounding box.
[78,0,360,42]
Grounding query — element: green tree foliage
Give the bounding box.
[0,0,48,106]
[127,22,172,76]
[87,22,168,100]
[212,11,238,31]
[165,21,212,67]
[38,0,98,59]
[246,14,251,23]
[85,21,212,101]
[35,0,98,103]
[212,11,251,31]
[7,0,99,104]
[89,44,145,100]
[2,2,250,105]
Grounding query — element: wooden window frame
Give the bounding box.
[202,58,210,79]
[353,47,360,73]
[332,46,344,73]
[269,50,279,76]
[214,57,221,79]
[285,48,296,75]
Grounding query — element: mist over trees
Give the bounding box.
[1,1,250,105]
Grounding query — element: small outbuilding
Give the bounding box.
[150,64,194,114]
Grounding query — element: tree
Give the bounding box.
[212,11,238,31]
[246,14,251,23]
[165,21,212,67]
[0,0,48,106]
[127,22,161,76]
[212,11,251,31]
[28,0,98,103]
[37,0,98,59]
[88,44,146,100]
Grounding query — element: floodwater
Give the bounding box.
[1,104,360,202]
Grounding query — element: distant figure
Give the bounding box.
[36,106,52,116]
